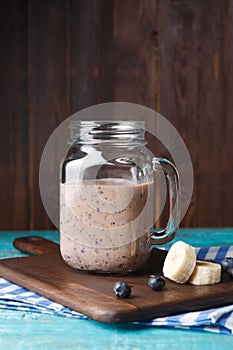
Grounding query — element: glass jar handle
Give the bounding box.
[151,157,181,244]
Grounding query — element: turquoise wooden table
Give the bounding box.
[0,228,233,350]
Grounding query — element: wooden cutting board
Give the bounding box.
[0,236,233,324]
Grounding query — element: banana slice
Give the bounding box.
[188,260,221,285]
[163,241,196,284]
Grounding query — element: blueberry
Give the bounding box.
[227,267,233,279]
[220,257,233,272]
[113,281,131,298]
[148,276,166,291]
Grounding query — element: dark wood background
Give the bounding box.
[0,0,233,230]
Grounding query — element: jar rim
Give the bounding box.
[68,120,146,144]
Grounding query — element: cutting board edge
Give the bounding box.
[1,240,233,324]
[0,261,141,323]
[1,259,233,324]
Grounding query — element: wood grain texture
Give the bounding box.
[1,309,232,350]
[113,0,158,108]
[69,0,115,111]
[28,0,70,229]
[1,230,233,349]
[1,236,233,324]
[0,0,233,229]
[0,0,29,229]
[158,0,233,226]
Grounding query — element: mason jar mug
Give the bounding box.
[60,121,180,274]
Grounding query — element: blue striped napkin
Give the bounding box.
[0,245,233,334]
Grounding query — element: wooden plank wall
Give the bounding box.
[0,0,233,230]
